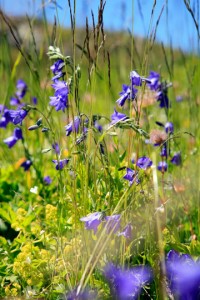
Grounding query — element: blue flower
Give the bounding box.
[52,142,60,154]
[160,144,168,158]
[0,107,12,128]
[136,156,152,170]
[65,117,81,136]
[21,160,32,171]
[156,90,169,108]
[15,79,27,99]
[50,59,65,81]
[52,158,69,170]
[50,80,69,112]
[104,263,152,300]
[3,128,23,148]
[118,223,133,239]
[166,250,200,299]
[104,215,121,234]
[9,108,28,125]
[111,110,128,124]
[147,71,160,91]
[165,122,174,134]
[130,70,142,86]
[157,161,168,172]
[43,176,52,185]
[171,152,181,165]
[123,168,139,185]
[80,212,103,234]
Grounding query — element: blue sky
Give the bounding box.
[0,0,199,52]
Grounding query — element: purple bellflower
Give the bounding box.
[111,110,128,124]
[52,158,69,170]
[50,59,65,81]
[0,107,12,128]
[123,168,139,185]
[116,84,131,107]
[80,212,103,234]
[52,142,60,154]
[166,250,200,299]
[10,79,27,107]
[43,176,52,185]
[130,70,142,86]
[50,80,69,112]
[156,90,169,108]
[160,144,168,158]
[3,128,23,148]
[104,263,152,300]
[165,122,174,134]
[9,108,28,125]
[118,223,133,239]
[171,152,181,165]
[65,117,81,136]
[157,161,168,172]
[136,156,152,170]
[21,160,32,171]
[147,71,160,91]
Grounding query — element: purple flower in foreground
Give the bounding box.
[136,156,152,170]
[130,70,142,86]
[43,176,52,185]
[52,158,69,170]
[50,59,65,81]
[3,128,23,148]
[52,142,60,154]
[104,215,121,234]
[171,152,181,165]
[147,71,160,91]
[50,80,69,112]
[118,223,133,239]
[9,108,28,125]
[157,161,168,172]
[65,117,81,136]
[111,110,128,124]
[104,263,152,300]
[80,212,103,234]
[0,108,12,128]
[116,84,131,107]
[21,160,32,171]
[166,250,200,299]
[156,90,169,108]
[123,168,139,185]
[165,122,174,134]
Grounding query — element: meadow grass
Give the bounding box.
[0,0,200,299]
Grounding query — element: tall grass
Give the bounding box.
[0,0,200,299]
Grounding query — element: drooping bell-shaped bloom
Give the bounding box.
[136,156,152,170]
[166,250,200,299]
[50,59,65,81]
[165,122,174,134]
[171,152,181,165]
[116,84,131,107]
[130,70,142,86]
[52,142,60,154]
[156,90,169,108]
[157,161,168,172]
[147,71,160,91]
[15,79,27,99]
[104,215,121,234]
[9,108,28,125]
[0,107,12,128]
[21,160,32,171]
[104,263,152,300]
[80,212,103,234]
[49,80,69,112]
[65,117,81,136]
[3,128,23,148]
[111,110,128,124]
[123,168,139,185]
[118,223,133,239]
[52,158,69,170]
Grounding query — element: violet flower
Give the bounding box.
[50,59,65,81]
[52,158,69,170]
[165,122,174,134]
[80,212,103,234]
[166,250,200,299]
[123,168,139,185]
[0,107,12,128]
[118,223,133,239]
[116,84,131,107]
[3,128,23,148]
[136,156,152,170]
[65,117,81,136]
[52,142,60,154]
[104,215,121,234]
[171,152,181,165]
[111,110,128,124]
[157,161,168,172]
[9,108,28,125]
[104,263,152,300]
[43,176,52,185]
[21,160,32,171]
[49,80,69,112]
[147,71,160,91]
[130,70,142,86]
